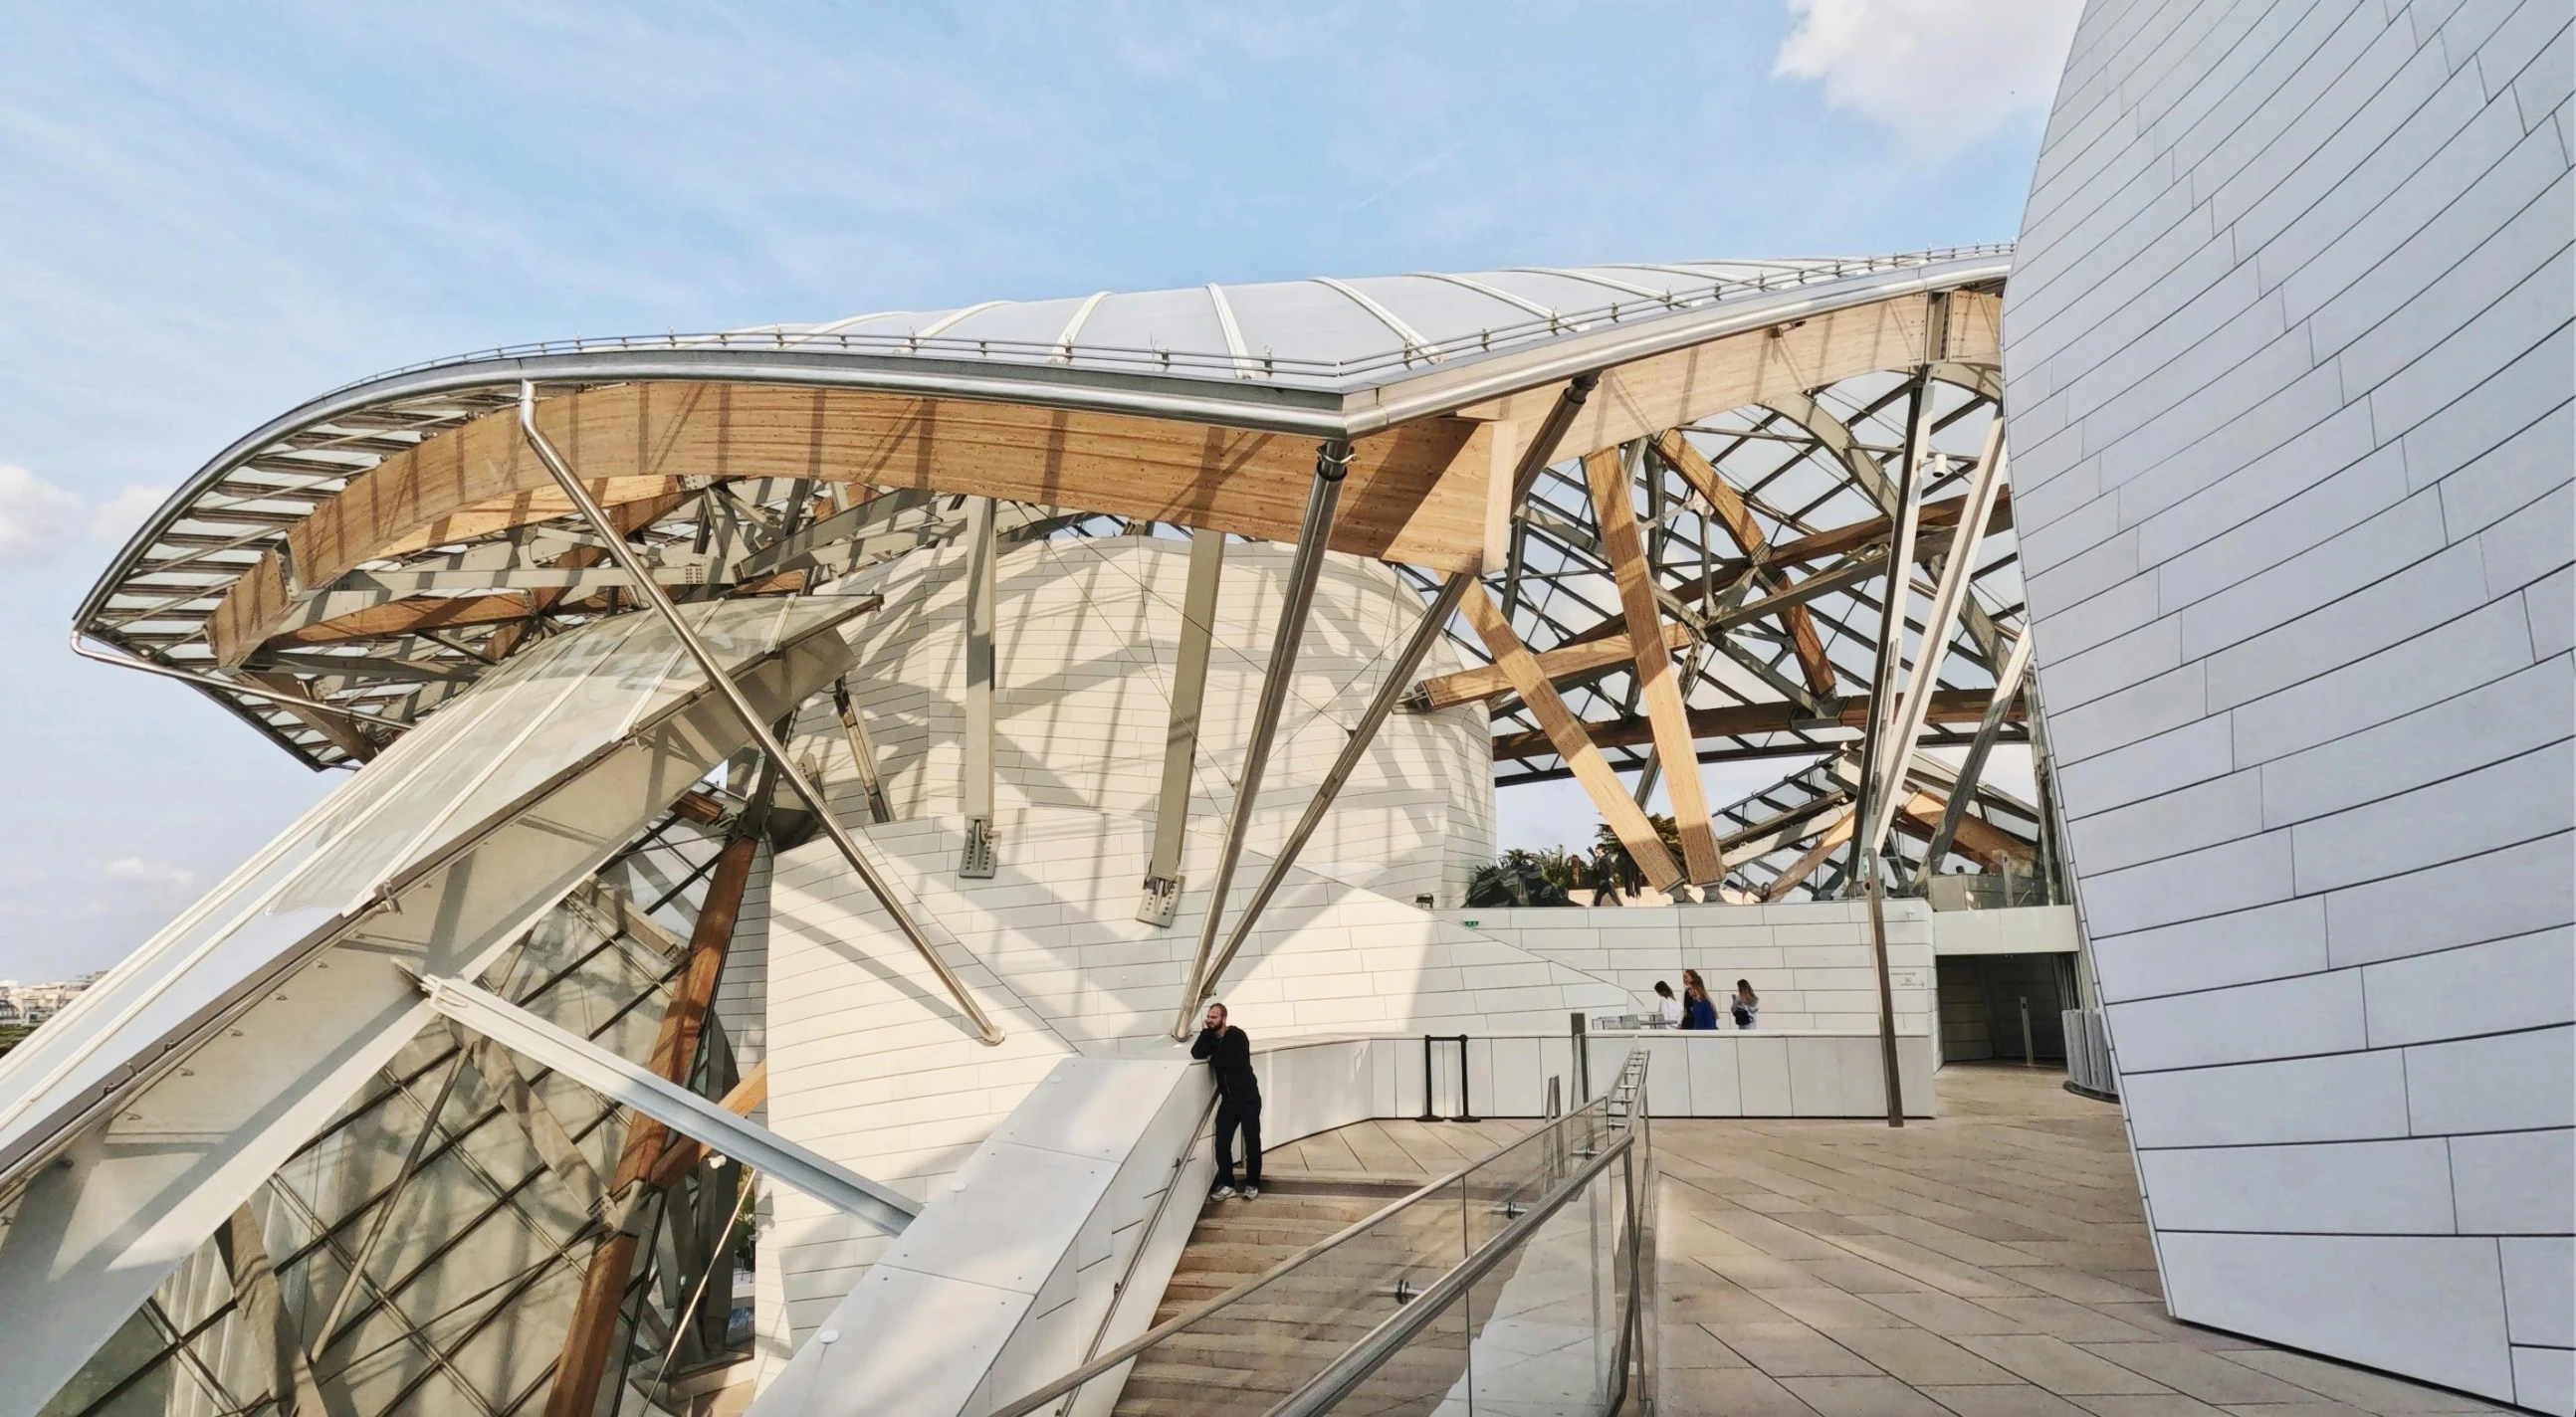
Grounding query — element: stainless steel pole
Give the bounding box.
[519,383,1003,1045]
[1170,442,1348,1038]
[1182,374,1603,1014]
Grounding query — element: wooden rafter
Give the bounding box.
[1460,583,1683,891]
[487,489,698,661]
[1653,430,1835,695]
[1414,620,1691,709]
[211,381,1503,663]
[1491,686,2011,761]
[1584,448,1725,883]
[1763,807,1855,902]
[267,572,815,651]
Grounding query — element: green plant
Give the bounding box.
[1464,850,1573,908]
[1592,814,1683,898]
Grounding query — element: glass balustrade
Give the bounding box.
[995,1050,1653,1417]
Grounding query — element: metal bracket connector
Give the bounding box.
[960,817,997,879]
[1136,874,1182,926]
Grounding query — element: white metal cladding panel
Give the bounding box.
[1451,900,1939,1036]
[2009,0,2573,1404]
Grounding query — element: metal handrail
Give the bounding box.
[1272,1048,1652,1416]
[993,1049,1655,1417]
[1265,1134,1635,1417]
[987,1081,1633,1417]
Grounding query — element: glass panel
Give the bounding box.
[1457,1157,1625,1417]
[1091,1176,1468,1417]
[0,598,852,1173]
[1325,1282,1471,1417]
[1008,1055,1654,1417]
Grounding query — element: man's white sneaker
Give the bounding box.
[1241,1185,1259,1200]
[1207,1185,1235,1201]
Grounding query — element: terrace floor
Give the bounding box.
[1653,1063,2507,1417]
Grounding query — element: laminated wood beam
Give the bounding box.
[1413,620,1691,709]
[1462,290,2001,470]
[1460,583,1682,891]
[546,832,759,1417]
[211,381,1499,663]
[1585,448,1725,883]
[1653,429,1835,696]
[644,1063,770,1190]
[1893,789,2032,868]
[1762,807,1855,903]
[268,574,820,651]
[1490,687,2009,761]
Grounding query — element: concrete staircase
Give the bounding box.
[1111,1171,1556,1417]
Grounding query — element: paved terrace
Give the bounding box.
[1654,1065,2507,1417]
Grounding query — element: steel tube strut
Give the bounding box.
[1139,529,1226,925]
[1922,628,2034,879]
[1850,365,1931,1128]
[1180,372,1601,1018]
[1192,569,1470,1006]
[1171,442,1348,1038]
[517,383,1004,1045]
[1862,417,2011,857]
[413,971,916,1232]
[959,496,999,877]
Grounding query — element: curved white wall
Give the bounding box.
[2008,1,2572,1406]
[748,536,1637,1369]
[813,533,1497,906]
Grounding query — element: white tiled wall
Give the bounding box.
[1452,900,1940,1035]
[2009,0,2572,1404]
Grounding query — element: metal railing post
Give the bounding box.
[1453,1036,1479,1122]
[1417,1035,1440,1122]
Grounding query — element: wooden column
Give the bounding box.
[1460,584,1683,892]
[1653,430,1836,696]
[545,831,760,1417]
[1583,449,1725,884]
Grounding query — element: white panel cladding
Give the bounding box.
[746,1058,1206,1417]
[1449,900,1938,1035]
[2010,0,2572,1404]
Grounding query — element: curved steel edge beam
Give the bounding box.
[70,629,411,732]
[518,385,1005,1047]
[1339,254,2011,437]
[76,256,2011,636]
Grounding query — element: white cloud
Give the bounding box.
[89,485,171,546]
[102,856,201,888]
[0,466,172,561]
[0,464,84,561]
[1775,0,2083,153]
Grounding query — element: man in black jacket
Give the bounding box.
[1191,1001,1262,1200]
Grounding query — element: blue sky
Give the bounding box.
[0,1,2079,979]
